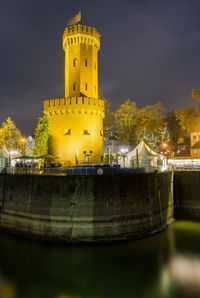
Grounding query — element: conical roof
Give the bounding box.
[127,141,164,159]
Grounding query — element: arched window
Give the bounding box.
[73,58,77,67]
[73,83,77,91]
[85,82,88,91]
[85,59,88,67]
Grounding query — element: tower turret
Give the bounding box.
[63,25,100,99]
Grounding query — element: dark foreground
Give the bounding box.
[0,220,200,298]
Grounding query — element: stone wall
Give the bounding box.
[174,171,200,220]
[0,172,174,244]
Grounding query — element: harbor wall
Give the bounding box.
[0,172,174,243]
[174,171,200,220]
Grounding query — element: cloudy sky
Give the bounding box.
[1,0,200,135]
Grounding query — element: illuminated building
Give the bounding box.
[190,132,200,158]
[44,24,105,166]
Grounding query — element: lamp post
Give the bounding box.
[83,150,93,165]
[9,150,19,167]
[120,148,128,168]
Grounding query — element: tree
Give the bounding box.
[0,117,24,152]
[136,102,166,150]
[114,99,138,145]
[175,106,200,133]
[114,99,166,150]
[165,111,185,154]
[33,115,49,156]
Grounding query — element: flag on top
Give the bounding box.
[67,11,81,26]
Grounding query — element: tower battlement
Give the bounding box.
[44,97,104,117]
[63,24,100,50]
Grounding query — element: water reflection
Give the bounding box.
[0,221,200,298]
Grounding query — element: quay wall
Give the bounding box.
[0,172,174,244]
[174,171,200,220]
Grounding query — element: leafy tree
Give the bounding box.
[165,111,185,154]
[33,115,49,156]
[114,99,166,150]
[191,89,200,103]
[136,102,166,150]
[175,106,200,133]
[0,117,24,152]
[114,99,138,145]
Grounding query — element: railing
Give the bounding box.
[1,167,66,175]
[172,165,200,171]
[0,165,179,176]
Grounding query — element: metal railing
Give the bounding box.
[1,167,66,175]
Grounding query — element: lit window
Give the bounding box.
[73,58,77,67]
[85,59,88,67]
[193,149,198,154]
[83,130,90,135]
[193,136,197,142]
[73,83,77,91]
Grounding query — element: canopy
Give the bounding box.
[119,141,166,168]
[127,141,164,160]
[13,155,36,160]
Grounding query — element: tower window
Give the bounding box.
[85,59,88,67]
[73,83,77,91]
[85,82,88,91]
[64,129,71,135]
[73,58,77,67]
[83,130,90,135]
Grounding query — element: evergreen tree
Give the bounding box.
[33,115,49,156]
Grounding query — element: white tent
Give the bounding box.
[118,141,167,169]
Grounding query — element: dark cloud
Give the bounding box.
[1,0,200,134]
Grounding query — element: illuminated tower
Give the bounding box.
[44,24,105,166]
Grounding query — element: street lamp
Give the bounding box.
[9,150,19,167]
[161,142,168,156]
[83,150,93,165]
[120,148,128,168]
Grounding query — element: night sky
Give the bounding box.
[1,0,200,135]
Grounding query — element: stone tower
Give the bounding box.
[44,24,105,166]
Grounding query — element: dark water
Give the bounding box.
[0,221,200,298]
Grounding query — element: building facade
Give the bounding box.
[44,25,105,166]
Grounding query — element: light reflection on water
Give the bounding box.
[0,221,200,298]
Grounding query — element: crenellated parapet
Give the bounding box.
[63,24,100,50]
[44,97,105,118]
